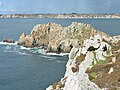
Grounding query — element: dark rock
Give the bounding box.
[87,46,98,51]
[103,45,107,51]
[71,67,79,73]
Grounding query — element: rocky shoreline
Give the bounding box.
[17,22,109,54]
[2,22,120,90]
[16,22,120,89]
[1,14,120,19]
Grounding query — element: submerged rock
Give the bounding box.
[18,22,109,53]
[46,34,120,90]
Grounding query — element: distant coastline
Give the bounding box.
[1,14,120,19]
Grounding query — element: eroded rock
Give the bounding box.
[18,22,109,53]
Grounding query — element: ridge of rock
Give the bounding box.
[18,22,109,53]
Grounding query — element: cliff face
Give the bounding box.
[18,22,109,53]
[46,34,120,90]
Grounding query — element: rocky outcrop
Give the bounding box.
[17,33,37,47]
[18,22,109,53]
[46,34,120,90]
[3,38,15,43]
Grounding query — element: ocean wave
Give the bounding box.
[0,41,18,45]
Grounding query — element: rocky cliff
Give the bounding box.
[17,22,120,89]
[46,34,120,90]
[18,22,109,53]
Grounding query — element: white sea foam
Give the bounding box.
[46,52,69,56]
[31,48,68,56]
[20,46,31,50]
[0,41,18,45]
[2,42,68,57]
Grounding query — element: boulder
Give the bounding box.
[3,38,15,43]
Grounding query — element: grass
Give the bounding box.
[89,52,108,68]
[96,60,107,64]
[93,51,97,60]
[90,72,97,79]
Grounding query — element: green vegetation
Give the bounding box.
[90,72,97,79]
[87,40,120,89]
[93,51,97,60]
[93,51,108,65]
[96,60,107,64]
[89,52,108,68]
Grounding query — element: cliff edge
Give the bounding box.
[46,34,120,90]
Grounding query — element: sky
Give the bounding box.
[0,0,120,14]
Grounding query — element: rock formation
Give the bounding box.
[18,22,109,53]
[46,34,120,90]
[17,22,120,89]
[3,38,15,43]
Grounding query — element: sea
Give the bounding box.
[0,18,120,90]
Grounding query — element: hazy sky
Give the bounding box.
[0,0,120,14]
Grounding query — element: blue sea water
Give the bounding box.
[0,18,120,90]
